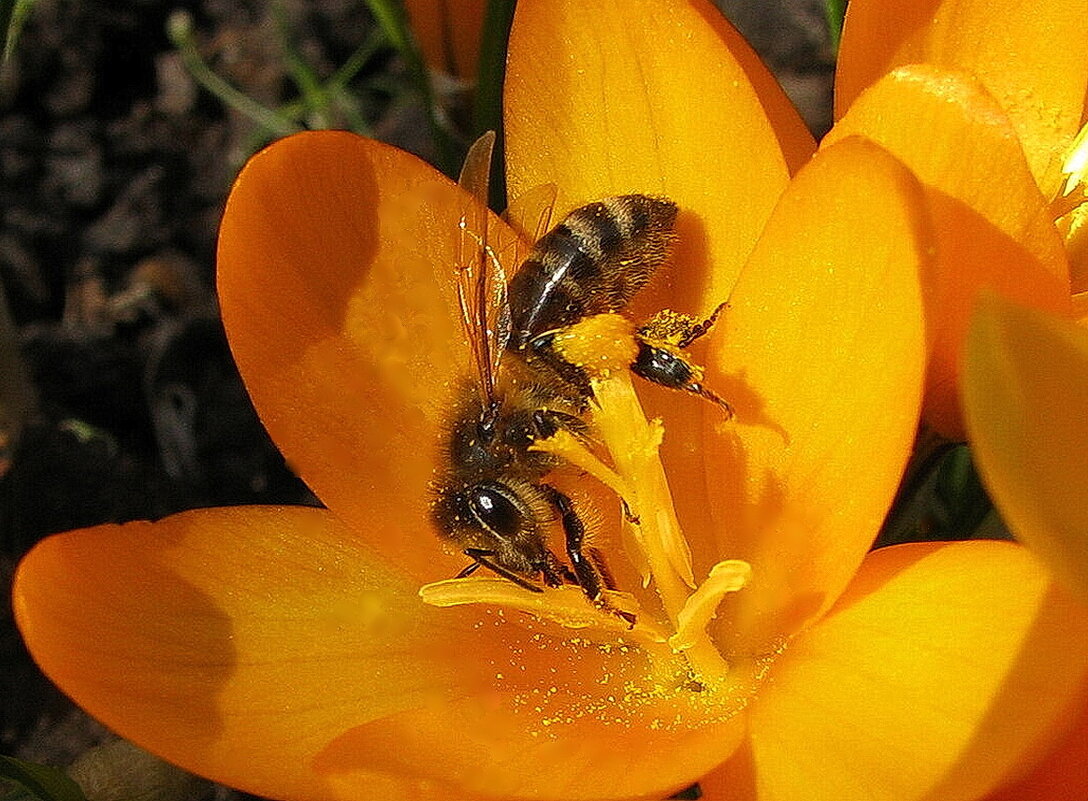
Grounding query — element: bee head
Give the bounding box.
[430,479,550,575]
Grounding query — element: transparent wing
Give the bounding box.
[454,131,510,405]
[503,182,558,266]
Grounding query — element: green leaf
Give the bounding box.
[823,0,845,52]
[166,10,300,140]
[0,757,88,801]
[363,0,459,176]
[473,0,516,210]
[1,0,37,63]
[876,441,999,547]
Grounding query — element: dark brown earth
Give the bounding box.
[0,0,833,794]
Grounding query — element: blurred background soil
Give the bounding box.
[0,0,833,788]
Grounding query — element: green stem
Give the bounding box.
[329,26,387,91]
[824,0,846,52]
[474,0,516,210]
[364,0,459,175]
[1,0,36,63]
[167,10,300,138]
[272,0,332,130]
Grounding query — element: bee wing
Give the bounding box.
[504,182,558,263]
[454,131,510,404]
[458,130,496,204]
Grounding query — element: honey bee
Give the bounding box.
[431,133,729,604]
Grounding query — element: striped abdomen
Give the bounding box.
[507,195,678,349]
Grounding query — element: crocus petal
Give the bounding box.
[505,0,814,319]
[835,0,1088,198]
[701,541,1088,801]
[982,693,1088,801]
[702,137,928,653]
[963,294,1088,605]
[826,64,1072,439]
[13,506,748,801]
[404,0,486,80]
[218,130,511,582]
[504,0,815,566]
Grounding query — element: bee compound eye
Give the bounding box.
[468,485,524,540]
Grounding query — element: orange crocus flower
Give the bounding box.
[833,0,1088,439]
[13,2,1088,800]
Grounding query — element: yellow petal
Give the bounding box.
[505,0,812,319]
[217,130,514,582]
[963,294,1088,605]
[702,137,928,653]
[14,507,748,801]
[835,0,1088,197]
[827,64,1072,438]
[701,541,1088,801]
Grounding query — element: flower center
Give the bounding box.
[421,314,750,687]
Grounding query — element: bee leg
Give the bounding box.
[455,561,481,579]
[540,486,603,601]
[461,548,544,593]
[531,408,588,439]
[676,301,729,348]
[587,547,619,592]
[630,338,734,419]
[639,302,729,349]
[587,546,637,628]
[542,551,576,587]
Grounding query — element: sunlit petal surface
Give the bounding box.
[827,64,1071,438]
[13,506,748,801]
[404,0,486,80]
[218,131,514,582]
[505,0,813,322]
[701,542,1088,801]
[964,294,1088,604]
[702,137,928,653]
[835,0,1088,198]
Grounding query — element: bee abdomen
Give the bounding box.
[508,195,678,348]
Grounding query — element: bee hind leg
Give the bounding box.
[676,301,729,348]
[630,337,734,419]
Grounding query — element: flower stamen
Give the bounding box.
[560,314,748,685]
[421,577,670,645]
[1054,122,1088,292]
[670,561,752,652]
[1060,122,1088,199]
